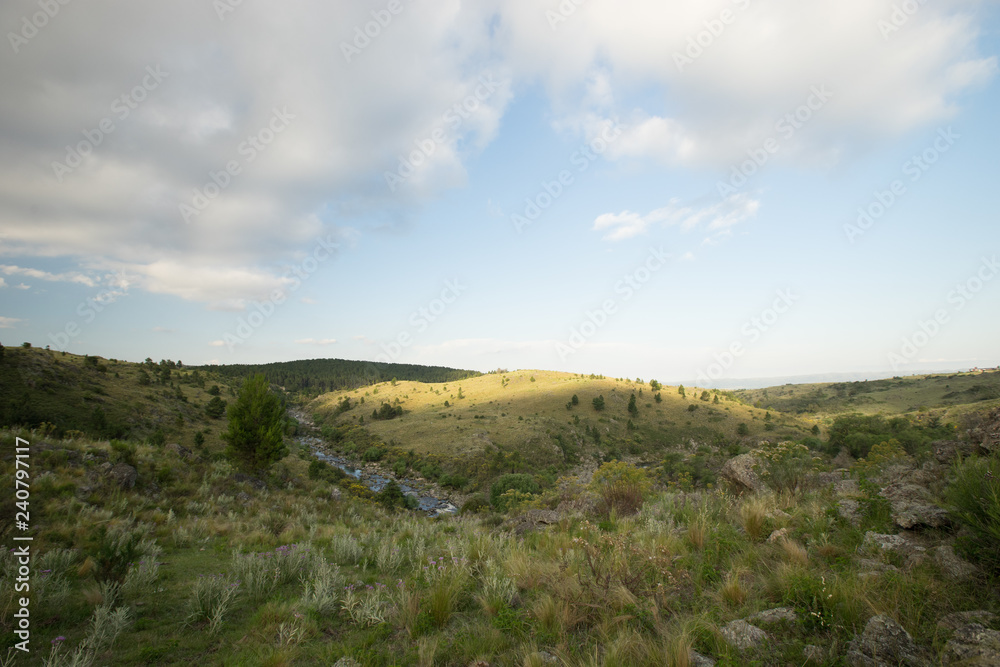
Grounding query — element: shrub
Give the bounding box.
[490,474,539,511]
[753,441,818,494]
[461,494,490,514]
[362,447,385,462]
[109,440,137,467]
[591,460,651,516]
[92,523,146,585]
[946,453,1000,572]
[185,574,241,634]
[592,395,605,411]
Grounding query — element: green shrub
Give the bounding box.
[460,494,490,514]
[753,441,818,494]
[591,459,651,515]
[946,453,1000,571]
[109,440,137,467]
[490,473,539,511]
[362,447,385,462]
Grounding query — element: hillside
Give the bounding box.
[306,370,814,489]
[735,369,1000,423]
[195,358,482,398]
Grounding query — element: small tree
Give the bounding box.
[221,374,287,474]
[592,395,605,411]
[650,379,661,391]
[678,385,686,398]
[737,423,749,436]
[571,394,579,406]
[627,393,638,417]
[700,390,710,401]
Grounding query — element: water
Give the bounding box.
[293,431,458,517]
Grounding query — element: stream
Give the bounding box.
[291,410,459,517]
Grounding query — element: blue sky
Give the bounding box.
[1,0,998,386]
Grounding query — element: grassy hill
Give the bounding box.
[307,370,814,489]
[735,369,1000,425]
[3,351,1000,665]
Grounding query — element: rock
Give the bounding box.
[720,619,768,650]
[719,453,766,494]
[748,607,797,624]
[535,651,559,664]
[845,615,929,667]
[838,499,862,526]
[165,443,194,460]
[803,645,825,664]
[333,659,361,667]
[942,623,1000,665]
[523,509,560,525]
[689,649,715,666]
[857,558,899,575]
[834,478,861,495]
[939,611,997,633]
[934,545,978,580]
[767,528,789,543]
[934,440,976,465]
[860,531,925,561]
[766,508,791,521]
[236,492,252,505]
[968,407,1000,454]
[330,486,343,501]
[880,482,950,529]
[107,463,137,489]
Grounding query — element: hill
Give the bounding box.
[194,358,482,398]
[734,369,1000,423]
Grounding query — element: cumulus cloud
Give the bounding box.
[0,264,95,286]
[0,316,22,328]
[0,0,990,308]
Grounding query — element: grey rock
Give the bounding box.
[838,499,862,526]
[934,545,978,580]
[523,509,560,524]
[107,463,137,489]
[860,531,925,561]
[165,442,194,460]
[845,615,929,667]
[942,623,1000,665]
[938,611,998,633]
[880,482,950,529]
[719,453,766,494]
[720,619,768,650]
[857,558,899,574]
[329,486,343,501]
[689,649,716,666]
[333,659,361,667]
[535,651,559,664]
[803,644,825,664]
[934,440,976,465]
[748,607,797,624]
[834,478,861,495]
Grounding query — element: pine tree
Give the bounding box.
[221,374,287,474]
[627,393,639,417]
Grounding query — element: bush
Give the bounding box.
[460,494,490,514]
[490,473,539,511]
[753,441,818,494]
[362,447,385,462]
[591,460,651,516]
[946,453,1000,572]
[592,395,605,411]
[109,440,137,467]
[308,459,346,483]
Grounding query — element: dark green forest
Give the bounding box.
[193,357,481,397]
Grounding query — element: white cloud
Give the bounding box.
[295,338,337,346]
[594,194,759,242]
[208,340,226,347]
[0,316,22,328]
[0,278,5,288]
[0,265,95,287]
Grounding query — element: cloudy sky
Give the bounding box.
[1,0,998,385]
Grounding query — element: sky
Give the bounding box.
[1,0,998,387]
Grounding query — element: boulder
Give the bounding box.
[803,645,825,664]
[748,607,797,625]
[523,509,560,525]
[860,531,926,562]
[838,499,862,526]
[934,545,978,580]
[942,623,1000,665]
[845,615,929,667]
[938,611,998,633]
[720,619,768,650]
[879,482,950,529]
[719,453,766,494]
[933,440,976,465]
[333,659,361,667]
[107,463,137,489]
[689,649,715,666]
[766,528,789,544]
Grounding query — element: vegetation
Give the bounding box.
[221,374,288,474]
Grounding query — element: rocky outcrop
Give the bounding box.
[165,442,195,460]
[880,480,950,529]
[938,611,997,633]
[934,545,978,580]
[933,440,976,465]
[968,407,1000,454]
[845,615,929,667]
[942,623,1000,665]
[105,462,137,489]
[719,453,766,494]
[720,619,768,650]
[748,607,797,625]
